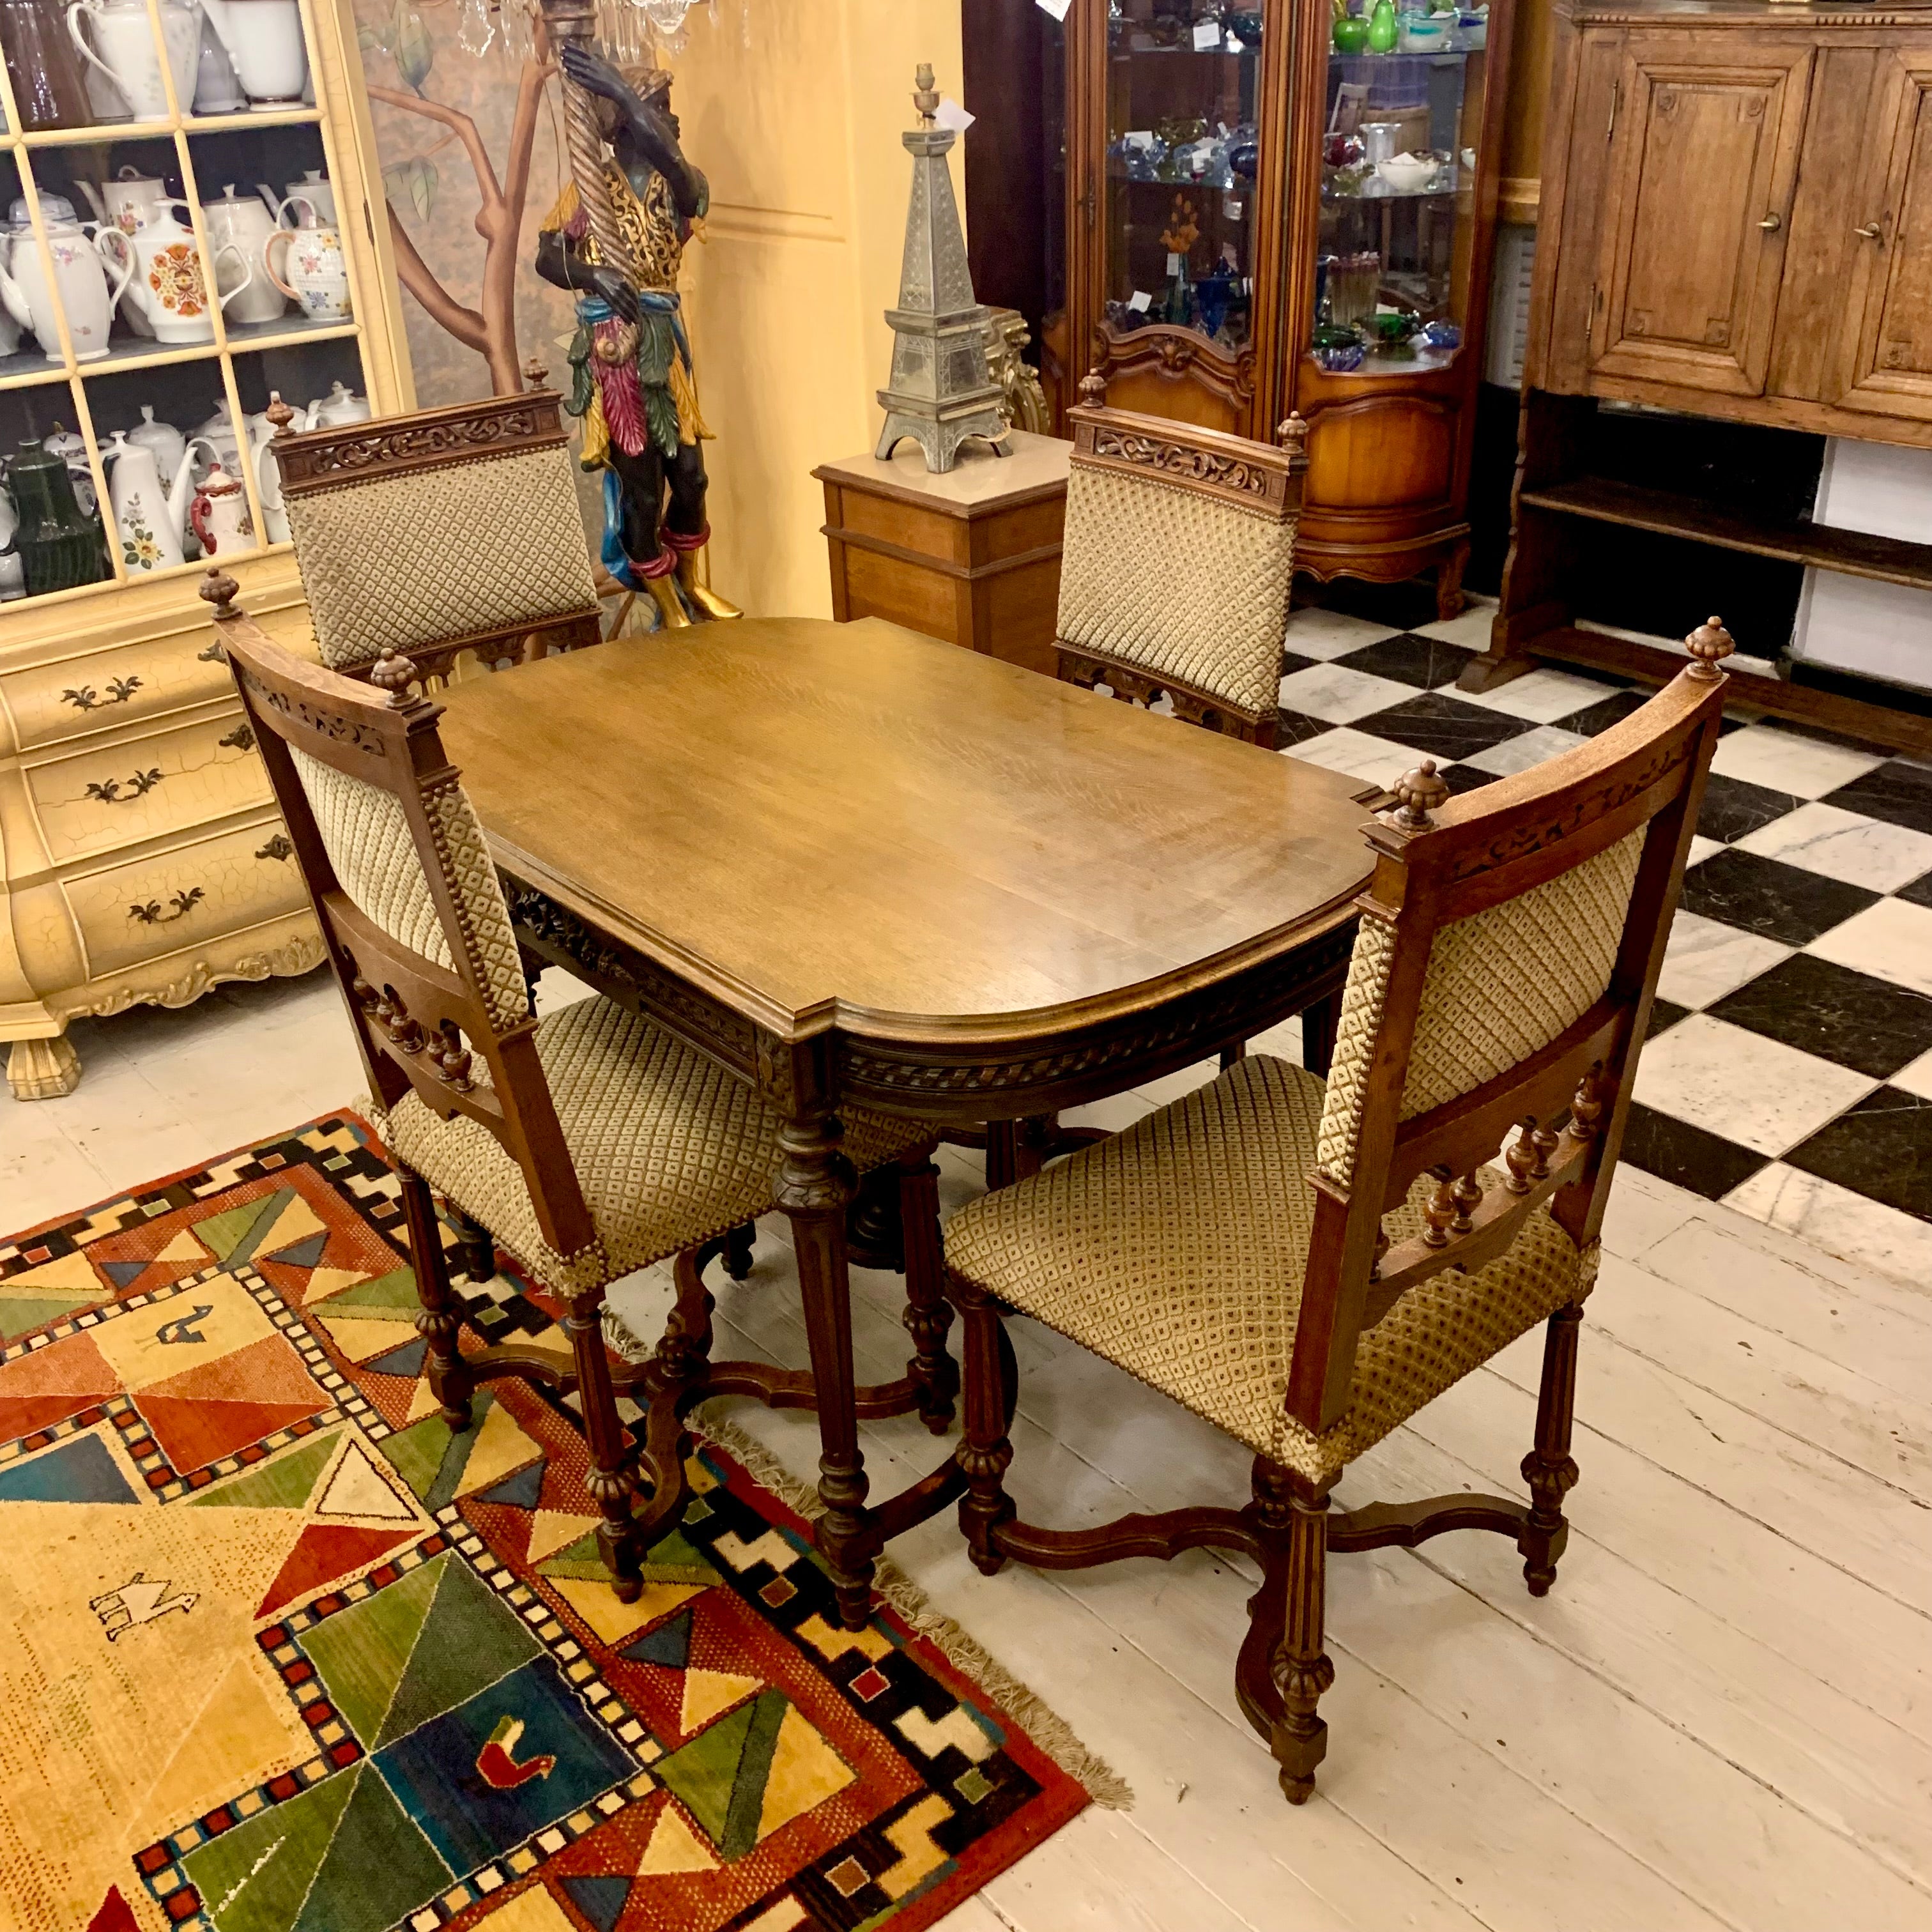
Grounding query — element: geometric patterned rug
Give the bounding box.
[0,1116,1094,1932]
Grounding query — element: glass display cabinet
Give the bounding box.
[0,0,412,1101]
[1057,0,1514,615]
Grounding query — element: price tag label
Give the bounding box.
[1226,199,1243,218]
[1128,289,1152,312]
[935,97,975,134]
[1192,19,1222,49]
[1035,0,1073,19]
[1123,130,1154,150]
[1167,252,1184,275]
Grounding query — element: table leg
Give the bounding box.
[1301,989,1342,1080]
[779,1107,875,1630]
[897,1142,957,1432]
[985,1120,1019,1190]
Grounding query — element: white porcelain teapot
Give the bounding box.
[75,166,165,335]
[195,0,305,107]
[201,183,285,324]
[114,199,253,344]
[66,0,197,122]
[0,195,132,361]
[105,427,215,572]
[190,457,252,555]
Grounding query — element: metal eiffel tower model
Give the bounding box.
[875,65,1010,473]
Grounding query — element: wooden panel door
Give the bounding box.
[1588,36,1813,397]
[1833,45,1932,424]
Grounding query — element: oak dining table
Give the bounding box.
[435,614,1380,1630]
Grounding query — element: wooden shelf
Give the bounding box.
[1520,475,1932,594]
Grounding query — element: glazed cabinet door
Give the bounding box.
[1830,45,1932,424]
[1587,36,1813,396]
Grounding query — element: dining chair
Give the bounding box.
[1054,368,1306,750]
[270,388,602,688]
[940,618,1736,1802]
[205,569,954,1599]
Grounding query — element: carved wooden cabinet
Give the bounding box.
[1464,0,1932,757]
[1048,0,1517,614]
[0,0,412,1100]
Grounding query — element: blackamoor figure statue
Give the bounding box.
[535,42,737,624]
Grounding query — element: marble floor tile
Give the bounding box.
[1892,1045,1932,1101]
[1272,705,1337,748]
[1409,601,1497,650]
[1705,951,1932,1081]
[1899,868,1932,911]
[1282,606,1395,659]
[1464,724,1589,778]
[1819,758,1932,836]
[1616,1100,1767,1200]
[1782,1086,1932,1222]
[1805,896,1932,999]
[1457,664,1629,724]
[1723,1163,1932,1295]
[1687,836,1722,867]
[1631,1013,1876,1157]
[1331,632,1475,691]
[1553,690,1651,738]
[1710,723,1890,799]
[1733,801,1932,893]
[1645,997,1690,1040]
[1347,691,1532,764]
[1655,910,1792,1009]
[1679,847,1879,947]
[1439,761,1496,796]
[1696,773,1802,846]
[1276,661,1417,724]
[1282,726,1428,789]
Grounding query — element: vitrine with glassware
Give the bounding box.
[1052,0,1513,615]
[0,0,412,1099]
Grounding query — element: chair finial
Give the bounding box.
[1078,366,1108,408]
[1685,613,1735,682]
[264,393,296,438]
[1278,411,1308,458]
[370,649,422,709]
[521,353,549,390]
[198,565,240,619]
[1392,759,1450,829]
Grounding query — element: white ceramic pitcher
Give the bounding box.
[264,196,348,319]
[195,0,305,107]
[66,0,197,122]
[201,183,284,324]
[0,195,132,360]
[75,166,165,335]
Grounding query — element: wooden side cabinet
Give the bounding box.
[1464,0,1932,758]
[815,433,1071,677]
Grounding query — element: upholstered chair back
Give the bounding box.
[273,391,601,684]
[1055,374,1306,746]
[210,572,594,1260]
[1288,622,1736,1438]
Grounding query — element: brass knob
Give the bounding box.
[1854,222,1884,240]
[1758,212,1781,231]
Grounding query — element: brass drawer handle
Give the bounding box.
[1854,221,1884,240]
[255,834,295,862]
[82,767,164,805]
[219,723,256,752]
[128,887,204,926]
[61,675,142,710]
[1758,212,1781,231]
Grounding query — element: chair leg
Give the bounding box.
[951,1273,1015,1574]
[398,1166,473,1432]
[447,1206,495,1285]
[1520,1301,1584,1596]
[566,1288,644,1602]
[722,1221,756,1280]
[897,1146,958,1433]
[1219,1041,1248,1071]
[1259,1461,1334,1805]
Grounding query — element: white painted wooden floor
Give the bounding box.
[8,969,1931,1932]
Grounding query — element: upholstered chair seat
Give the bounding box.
[946,1054,1586,1487]
[376,992,923,1299]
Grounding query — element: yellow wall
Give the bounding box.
[668,1,967,618]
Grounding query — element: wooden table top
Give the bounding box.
[437,617,1377,1041]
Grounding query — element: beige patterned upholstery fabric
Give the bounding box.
[1315,827,1645,1181]
[289,747,531,1031]
[377,995,924,1296]
[1057,464,1294,719]
[946,1054,1587,1485]
[288,447,598,670]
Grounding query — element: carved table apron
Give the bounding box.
[437,617,1378,1627]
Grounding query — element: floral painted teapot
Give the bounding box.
[114,200,254,345]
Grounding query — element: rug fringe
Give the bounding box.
[686,1408,1133,1811]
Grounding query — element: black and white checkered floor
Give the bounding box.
[1283,599,1932,1274]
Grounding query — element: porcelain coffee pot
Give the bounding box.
[190,456,252,555]
[201,183,285,323]
[303,379,368,427]
[75,165,165,335]
[195,0,305,107]
[66,0,197,121]
[128,404,187,486]
[104,427,214,571]
[264,196,349,319]
[118,199,253,344]
[0,195,132,360]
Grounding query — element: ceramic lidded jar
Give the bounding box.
[265,198,349,319]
